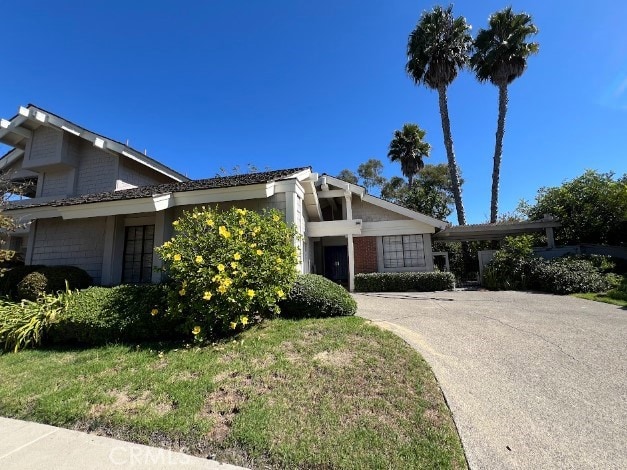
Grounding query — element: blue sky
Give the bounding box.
[2,0,625,224]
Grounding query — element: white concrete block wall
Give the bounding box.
[31,217,107,284]
[75,143,117,195]
[352,198,411,222]
[30,126,62,161]
[40,169,68,197]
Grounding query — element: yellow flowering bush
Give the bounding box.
[156,206,298,338]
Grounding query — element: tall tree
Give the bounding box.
[471,7,539,223]
[407,5,472,225]
[336,169,359,185]
[357,158,386,192]
[387,123,430,188]
[382,163,458,221]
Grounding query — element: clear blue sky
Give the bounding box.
[2,0,625,224]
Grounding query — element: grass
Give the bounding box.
[0,317,466,469]
[573,274,627,308]
[573,292,627,307]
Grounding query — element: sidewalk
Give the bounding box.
[0,417,247,469]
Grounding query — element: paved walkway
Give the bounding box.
[0,417,246,469]
[355,290,627,470]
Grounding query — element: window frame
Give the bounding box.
[377,234,429,272]
[121,224,155,284]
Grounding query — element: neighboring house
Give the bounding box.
[0,105,448,290]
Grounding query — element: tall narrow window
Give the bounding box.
[122,225,155,283]
[382,235,425,268]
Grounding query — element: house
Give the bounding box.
[0,105,448,291]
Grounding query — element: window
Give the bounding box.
[122,225,155,283]
[382,235,425,268]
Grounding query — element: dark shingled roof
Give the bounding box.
[6,167,310,210]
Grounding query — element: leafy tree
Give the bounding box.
[471,7,539,223]
[522,170,627,246]
[382,164,456,220]
[336,169,359,185]
[387,123,430,188]
[357,158,386,192]
[407,5,472,225]
[0,171,35,240]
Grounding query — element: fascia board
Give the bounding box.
[3,207,61,221]
[173,182,275,206]
[360,220,436,236]
[58,197,162,220]
[306,219,363,237]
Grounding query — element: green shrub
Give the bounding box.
[0,294,63,352]
[0,249,23,268]
[280,274,357,318]
[530,258,613,295]
[156,206,298,339]
[0,265,41,299]
[354,272,455,292]
[607,276,627,301]
[483,238,614,295]
[0,265,92,301]
[48,284,179,346]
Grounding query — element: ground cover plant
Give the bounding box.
[0,317,467,469]
[156,206,298,339]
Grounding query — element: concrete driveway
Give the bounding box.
[354,290,627,470]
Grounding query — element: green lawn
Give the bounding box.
[573,292,627,308]
[0,316,466,469]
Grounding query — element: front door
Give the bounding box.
[324,246,348,284]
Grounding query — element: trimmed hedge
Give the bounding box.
[0,265,92,300]
[279,274,357,318]
[48,284,181,345]
[354,272,455,292]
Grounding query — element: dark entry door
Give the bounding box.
[324,246,348,283]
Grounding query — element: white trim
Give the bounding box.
[362,194,448,229]
[318,175,366,198]
[317,189,347,198]
[306,220,362,237]
[60,125,81,136]
[172,182,274,206]
[360,220,437,236]
[347,234,355,291]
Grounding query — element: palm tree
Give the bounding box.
[407,5,472,225]
[387,124,430,188]
[471,7,539,223]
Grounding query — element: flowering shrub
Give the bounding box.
[156,206,299,338]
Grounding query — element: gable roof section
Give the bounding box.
[0,104,188,182]
[321,174,449,230]
[5,167,310,211]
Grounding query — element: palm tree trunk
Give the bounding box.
[408,174,414,189]
[437,85,466,225]
[490,83,509,223]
